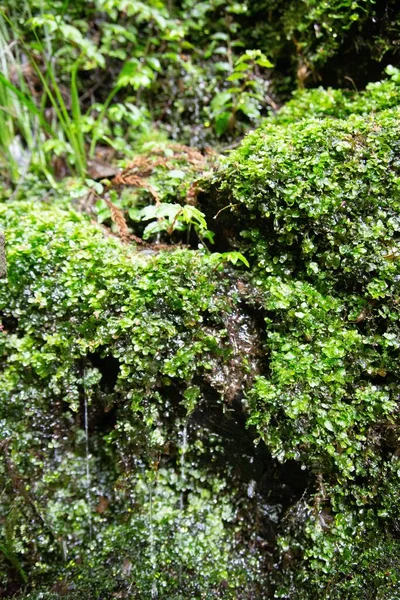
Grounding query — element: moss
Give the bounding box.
[2,77,400,598]
[0,200,272,598]
[204,100,400,596]
[213,106,400,296]
[272,66,400,125]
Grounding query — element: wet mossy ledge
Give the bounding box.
[0,201,273,598]
[1,80,400,598]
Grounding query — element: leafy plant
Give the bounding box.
[0,10,89,179]
[211,50,273,135]
[0,13,41,184]
[137,202,214,242]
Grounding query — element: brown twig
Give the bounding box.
[104,198,131,242]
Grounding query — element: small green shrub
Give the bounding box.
[93,141,216,245]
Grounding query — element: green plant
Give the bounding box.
[137,202,214,242]
[0,10,88,179]
[0,14,41,184]
[210,50,273,135]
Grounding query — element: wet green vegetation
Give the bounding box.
[0,200,290,598]
[205,89,400,598]
[1,1,400,598]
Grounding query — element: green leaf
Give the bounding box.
[210,91,232,112]
[226,71,246,81]
[215,111,231,135]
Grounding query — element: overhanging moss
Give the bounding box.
[271,66,400,125]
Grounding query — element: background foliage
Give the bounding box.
[1,0,399,183]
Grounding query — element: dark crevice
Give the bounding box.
[238,298,268,334]
[73,353,121,434]
[152,376,311,546]
[0,313,18,334]
[192,381,311,512]
[87,350,120,393]
[0,573,22,599]
[197,188,248,253]
[92,404,118,434]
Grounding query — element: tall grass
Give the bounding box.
[0,9,89,183]
[0,15,39,184]
[0,5,132,185]
[30,50,88,177]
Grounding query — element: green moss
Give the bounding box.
[217,106,400,296]
[272,66,400,124]
[206,102,400,596]
[3,74,400,597]
[0,200,270,597]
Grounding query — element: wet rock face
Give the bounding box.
[205,279,265,403]
[0,232,6,278]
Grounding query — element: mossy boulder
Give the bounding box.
[202,97,400,596]
[0,201,280,598]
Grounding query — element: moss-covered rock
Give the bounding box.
[203,97,400,596]
[0,200,281,598]
[2,73,400,599]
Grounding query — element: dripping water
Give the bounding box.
[178,419,189,586]
[179,421,188,512]
[149,482,158,598]
[145,420,158,599]
[83,377,93,541]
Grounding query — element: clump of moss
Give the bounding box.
[0,200,272,598]
[205,99,400,596]
[272,65,400,124]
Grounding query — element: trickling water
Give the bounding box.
[62,539,68,561]
[83,387,93,541]
[151,581,159,599]
[178,420,189,586]
[180,421,188,510]
[144,421,159,599]
[148,479,159,598]
[149,481,154,560]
